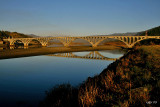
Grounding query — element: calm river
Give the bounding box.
[0,49,124,107]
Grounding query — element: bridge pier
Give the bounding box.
[127,44,135,48]
[10,46,15,49]
[42,44,47,47]
[24,45,29,47]
[9,40,15,47]
[24,46,29,49]
[9,42,15,49]
[24,43,29,47]
[40,41,48,47]
[127,46,133,48]
[92,44,97,47]
[64,44,70,47]
[10,44,15,47]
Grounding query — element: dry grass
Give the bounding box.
[78,45,160,107]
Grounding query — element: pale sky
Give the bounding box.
[0,0,160,37]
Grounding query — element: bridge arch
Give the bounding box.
[95,37,127,47]
[28,39,42,47]
[68,38,93,47]
[47,38,65,47]
[10,39,24,46]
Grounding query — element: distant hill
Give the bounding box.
[97,26,160,36]
[27,34,39,38]
[0,31,35,40]
[136,26,160,36]
[109,26,160,36]
[109,32,137,36]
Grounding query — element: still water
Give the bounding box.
[0,50,124,107]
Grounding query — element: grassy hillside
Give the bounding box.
[79,45,160,107]
[0,31,33,40]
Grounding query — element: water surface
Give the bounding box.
[0,50,124,107]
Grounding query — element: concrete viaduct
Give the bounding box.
[3,36,160,48]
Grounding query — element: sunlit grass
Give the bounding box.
[78,45,160,107]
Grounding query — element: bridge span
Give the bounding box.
[3,36,160,48]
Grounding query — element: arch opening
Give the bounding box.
[97,38,126,48]
[135,37,138,42]
[69,38,92,47]
[28,39,42,48]
[123,37,127,42]
[47,39,64,47]
[98,50,125,59]
[131,37,133,44]
[13,40,24,49]
[72,52,91,57]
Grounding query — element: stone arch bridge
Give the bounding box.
[4,36,160,48]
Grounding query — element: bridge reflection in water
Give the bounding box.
[47,51,118,61]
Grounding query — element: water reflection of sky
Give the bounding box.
[99,50,124,58]
[69,50,124,58]
[0,50,124,107]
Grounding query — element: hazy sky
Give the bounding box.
[0,0,160,36]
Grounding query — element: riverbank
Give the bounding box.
[79,45,160,107]
[0,45,123,59]
[40,45,160,107]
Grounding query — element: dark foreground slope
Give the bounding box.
[40,45,160,107]
[79,45,160,107]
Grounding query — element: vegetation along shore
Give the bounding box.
[40,45,160,107]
